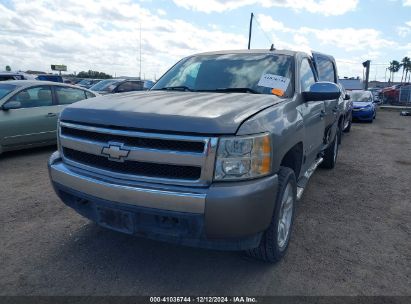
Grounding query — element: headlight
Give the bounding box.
[214,133,272,181]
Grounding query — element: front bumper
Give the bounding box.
[352,108,374,120]
[48,152,278,250]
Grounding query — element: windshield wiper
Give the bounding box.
[201,87,260,94]
[157,86,195,92]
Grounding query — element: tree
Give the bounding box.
[388,60,401,83]
[76,70,112,79]
[5,65,11,72]
[400,57,410,83]
[405,60,411,83]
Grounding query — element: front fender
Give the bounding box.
[236,98,304,175]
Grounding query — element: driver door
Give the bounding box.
[297,58,326,167]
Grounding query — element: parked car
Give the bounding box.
[77,79,102,89]
[0,81,98,155]
[350,90,376,122]
[338,83,353,133]
[0,72,25,81]
[35,74,63,83]
[368,88,382,105]
[380,84,407,104]
[49,49,344,263]
[89,79,153,95]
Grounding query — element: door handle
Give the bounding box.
[46,113,57,117]
[320,110,326,118]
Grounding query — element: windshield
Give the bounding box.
[350,91,373,102]
[90,79,120,91]
[0,84,17,99]
[152,54,294,96]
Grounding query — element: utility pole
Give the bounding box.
[247,13,254,50]
[362,60,371,90]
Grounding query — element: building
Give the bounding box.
[339,78,364,90]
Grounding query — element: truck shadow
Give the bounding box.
[0,145,56,161]
[48,222,285,294]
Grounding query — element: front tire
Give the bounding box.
[246,167,296,263]
[343,117,352,133]
[320,130,339,169]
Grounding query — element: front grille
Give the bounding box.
[61,127,205,153]
[59,122,217,185]
[63,148,202,180]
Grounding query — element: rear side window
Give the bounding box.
[55,87,87,105]
[316,56,336,83]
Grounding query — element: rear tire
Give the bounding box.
[246,167,296,263]
[320,130,339,169]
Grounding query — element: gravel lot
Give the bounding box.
[1,110,410,296]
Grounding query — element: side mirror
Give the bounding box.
[302,82,341,102]
[2,101,22,110]
[344,94,350,101]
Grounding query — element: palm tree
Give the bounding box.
[400,57,410,83]
[388,60,401,83]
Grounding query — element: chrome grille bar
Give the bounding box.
[59,121,218,186]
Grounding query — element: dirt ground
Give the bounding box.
[1,110,410,296]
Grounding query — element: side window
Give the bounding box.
[0,76,15,81]
[117,81,143,93]
[129,81,144,91]
[55,87,87,105]
[85,91,96,99]
[117,82,131,93]
[8,86,53,108]
[300,59,316,92]
[316,56,336,83]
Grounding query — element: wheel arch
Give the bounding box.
[279,142,304,179]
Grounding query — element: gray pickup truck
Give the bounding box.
[48,49,343,263]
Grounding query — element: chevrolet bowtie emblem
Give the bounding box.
[101,143,130,162]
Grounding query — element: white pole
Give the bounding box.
[139,23,142,80]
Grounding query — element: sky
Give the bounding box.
[1,0,411,81]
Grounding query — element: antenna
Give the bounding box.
[247,13,254,50]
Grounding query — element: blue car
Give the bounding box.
[36,74,63,83]
[350,90,376,122]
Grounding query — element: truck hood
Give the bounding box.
[353,101,373,108]
[60,91,283,134]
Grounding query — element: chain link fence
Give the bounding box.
[399,86,411,104]
[381,85,411,105]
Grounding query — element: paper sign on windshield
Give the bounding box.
[258,74,290,94]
